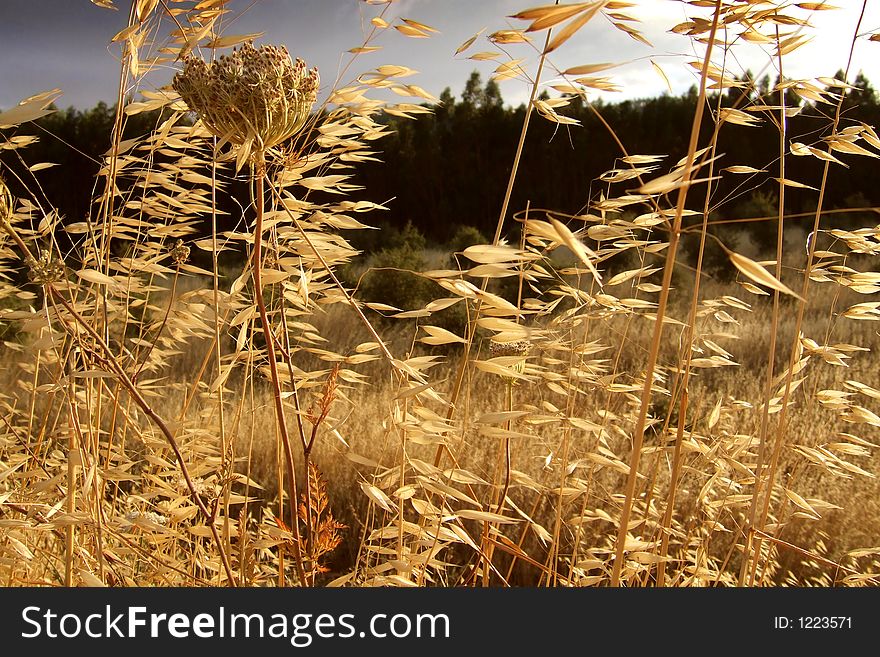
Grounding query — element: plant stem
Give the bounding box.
[481,379,514,586]
[609,0,723,587]
[46,285,237,585]
[738,25,788,587]
[747,0,869,584]
[252,155,309,587]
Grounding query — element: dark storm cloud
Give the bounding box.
[0,0,132,109]
[1,1,878,113]
[0,0,515,110]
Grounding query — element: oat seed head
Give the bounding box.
[0,175,12,221]
[172,41,319,153]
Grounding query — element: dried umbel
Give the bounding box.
[26,250,66,285]
[175,476,214,498]
[169,238,190,266]
[172,41,319,154]
[489,339,532,379]
[124,510,169,527]
[489,339,532,358]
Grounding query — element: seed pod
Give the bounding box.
[171,41,320,155]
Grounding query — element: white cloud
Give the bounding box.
[3,0,880,111]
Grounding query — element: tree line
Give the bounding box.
[3,69,880,257]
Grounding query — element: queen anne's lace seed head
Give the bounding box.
[176,476,214,497]
[172,41,319,153]
[26,250,66,285]
[489,339,532,358]
[124,510,168,526]
[489,339,532,379]
[169,239,190,266]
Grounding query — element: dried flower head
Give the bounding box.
[170,239,190,266]
[489,339,532,358]
[26,250,66,285]
[176,475,215,498]
[489,339,531,379]
[124,510,168,526]
[172,41,319,154]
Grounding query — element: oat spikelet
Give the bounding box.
[0,175,12,222]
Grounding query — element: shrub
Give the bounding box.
[447,224,488,254]
[357,222,435,311]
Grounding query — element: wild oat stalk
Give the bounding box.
[746,0,871,585]
[173,40,320,586]
[609,0,724,587]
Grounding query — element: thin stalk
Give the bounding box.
[46,285,237,586]
[132,265,180,381]
[209,138,232,578]
[738,26,788,587]
[97,0,135,271]
[440,18,557,448]
[422,18,560,583]
[748,0,869,584]
[609,0,723,587]
[656,391,688,587]
[481,379,514,586]
[655,45,735,586]
[263,175,398,366]
[64,425,76,587]
[252,155,309,587]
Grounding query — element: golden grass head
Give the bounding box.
[172,41,319,152]
[0,175,12,222]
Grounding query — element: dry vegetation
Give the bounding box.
[1,0,880,587]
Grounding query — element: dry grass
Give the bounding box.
[1,0,880,587]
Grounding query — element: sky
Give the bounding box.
[1,0,880,113]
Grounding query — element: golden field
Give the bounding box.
[1,0,880,587]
